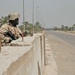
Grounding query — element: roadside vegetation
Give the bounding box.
[53,24,75,32]
[0,16,43,33]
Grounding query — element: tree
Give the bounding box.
[34,22,42,32]
[27,23,33,31]
[53,27,58,31]
[22,21,29,31]
[72,24,75,31]
[25,21,28,31]
[61,25,64,31]
[19,25,24,32]
[0,16,8,26]
[64,26,69,31]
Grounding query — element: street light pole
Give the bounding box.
[36,7,38,23]
[32,0,34,32]
[23,0,25,32]
[22,0,25,41]
[36,7,37,23]
[36,7,39,22]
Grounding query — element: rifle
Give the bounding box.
[0,30,16,40]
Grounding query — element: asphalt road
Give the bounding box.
[46,31,75,47]
[46,31,75,75]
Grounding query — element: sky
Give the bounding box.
[0,0,75,28]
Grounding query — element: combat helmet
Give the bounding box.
[8,12,20,20]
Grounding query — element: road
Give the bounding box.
[46,31,75,47]
[46,31,75,75]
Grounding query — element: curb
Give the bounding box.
[42,38,58,75]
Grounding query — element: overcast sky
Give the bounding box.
[0,0,75,28]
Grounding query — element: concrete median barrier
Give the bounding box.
[0,33,45,75]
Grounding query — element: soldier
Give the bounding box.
[0,12,22,45]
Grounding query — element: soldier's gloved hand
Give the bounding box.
[4,37,12,43]
[4,31,16,40]
[8,39,12,43]
[22,31,28,37]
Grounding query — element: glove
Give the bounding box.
[4,38,12,43]
[4,31,16,40]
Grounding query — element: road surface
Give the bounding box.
[46,31,75,75]
[46,31,75,46]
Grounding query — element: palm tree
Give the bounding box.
[19,25,24,32]
[34,22,42,32]
[72,24,75,31]
[0,16,8,27]
[64,26,69,31]
[22,21,29,31]
[27,23,33,31]
[53,27,58,31]
[61,25,64,31]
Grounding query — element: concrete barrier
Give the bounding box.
[0,33,45,75]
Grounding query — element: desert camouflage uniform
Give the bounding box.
[0,12,22,45]
[0,23,22,45]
